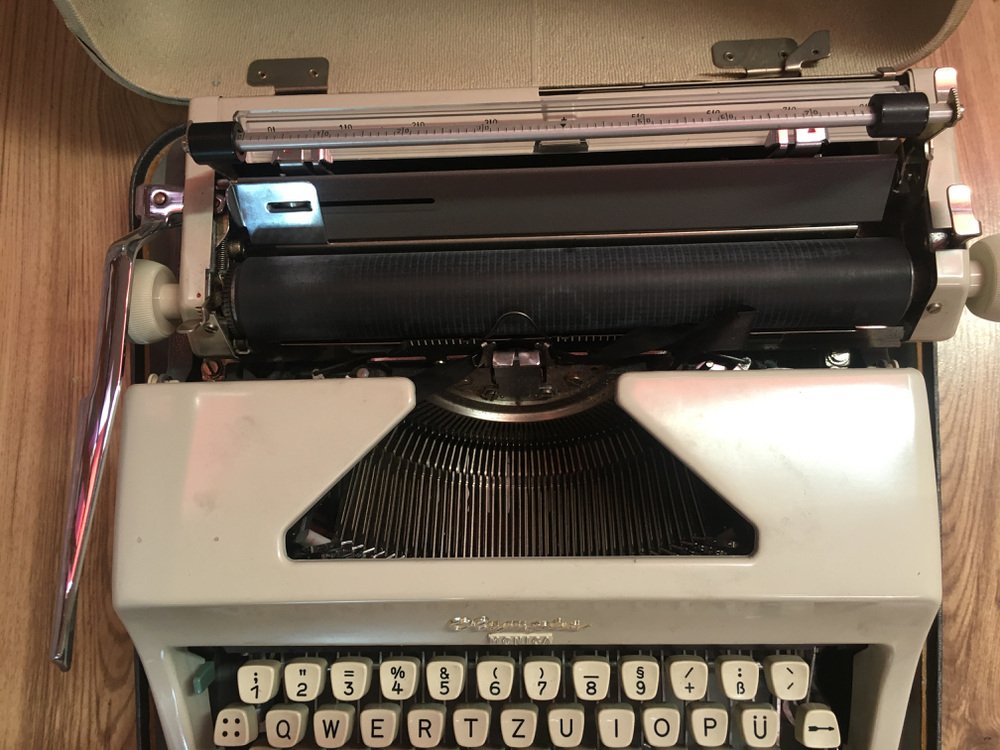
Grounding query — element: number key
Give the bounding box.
[427,657,466,701]
[330,657,373,701]
[524,657,561,701]
[284,657,328,702]
[237,659,281,704]
[572,657,611,701]
[380,657,420,700]
[620,657,660,701]
[476,657,515,701]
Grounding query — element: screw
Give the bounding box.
[152,191,169,207]
[257,70,268,80]
[213,195,225,214]
[724,51,735,62]
[354,367,371,378]
[537,385,555,398]
[926,302,943,314]
[309,68,319,78]
[203,322,219,333]
[480,387,499,401]
[566,373,585,386]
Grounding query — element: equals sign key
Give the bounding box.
[332,658,373,700]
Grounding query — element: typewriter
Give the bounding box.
[49,1,1000,748]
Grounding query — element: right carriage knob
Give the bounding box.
[968,235,1000,322]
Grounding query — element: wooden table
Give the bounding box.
[1,0,997,746]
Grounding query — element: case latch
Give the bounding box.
[712,31,830,78]
[247,57,330,94]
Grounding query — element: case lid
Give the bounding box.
[54,0,970,103]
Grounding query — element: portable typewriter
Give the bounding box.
[49,1,1000,748]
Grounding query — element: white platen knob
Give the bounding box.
[128,259,181,344]
[968,235,1000,322]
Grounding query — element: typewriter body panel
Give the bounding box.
[48,1,1000,749]
[115,370,940,750]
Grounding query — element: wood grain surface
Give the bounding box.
[0,0,997,748]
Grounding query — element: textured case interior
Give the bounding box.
[53,0,969,102]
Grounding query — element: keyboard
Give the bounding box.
[204,646,852,749]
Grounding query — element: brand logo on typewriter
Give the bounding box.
[447,616,589,645]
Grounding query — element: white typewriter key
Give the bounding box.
[408,704,447,748]
[500,704,538,748]
[667,656,709,701]
[716,656,760,701]
[214,703,260,747]
[620,656,660,701]
[794,703,841,748]
[688,703,729,748]
[313,704,355,749]
[238,659,282,704]
[571,657,611,701]
[764,655,810,701]
[427,657,467,700]
[360,704,402,748]
[476,656,515,700]
[523,656,562,701]
[380,656,421,700]
[285,657,328,702]
[330,657,373,701]
[641,704,681,748]
[597,704,636,748]
[453,703,491,748]
[739,704,779,748]
[547,704,586,748]
[265,704,309,748]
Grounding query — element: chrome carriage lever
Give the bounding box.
[51,186,183,671]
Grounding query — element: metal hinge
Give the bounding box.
[712,31,830,78]
[247,57,330,94]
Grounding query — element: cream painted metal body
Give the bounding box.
[113,370,941,750]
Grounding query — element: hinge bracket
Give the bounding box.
[712,31,830,78]
[247,57,330,94]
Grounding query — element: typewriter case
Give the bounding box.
[52,2,981,750]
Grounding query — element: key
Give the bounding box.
[688,703,729,748]
[620,656,660,701]
[265,704,309,748]
[477,656,515,701]
[214,703,259,747]
[667,656,708,701]
[238,659,282,705]
[641,704,681,748]
[524,656,562,701]
[380,657,420,700]
[453,703,491,748]
[427,657,467,701]
[360,704,402,749]
[572,657,611,701]
[597,704,635,748]
[547,704,585,748]
[716,656,759,701]
[330,657,373,701]
[313,704,355,749]
[408,704,447,748]
[764,655,810,701]
[285,657,328,702]
[739,704,779,748]
[794,703,841,748]
[500,704,538,749]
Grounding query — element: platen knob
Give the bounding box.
[127,259,180,344]
[968,235,1000,322]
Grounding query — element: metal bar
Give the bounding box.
[234,103,954,153]
[51,218,176,671]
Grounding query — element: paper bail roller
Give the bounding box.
[229,238,915,344]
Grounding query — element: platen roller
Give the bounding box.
[229,238,915,344]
